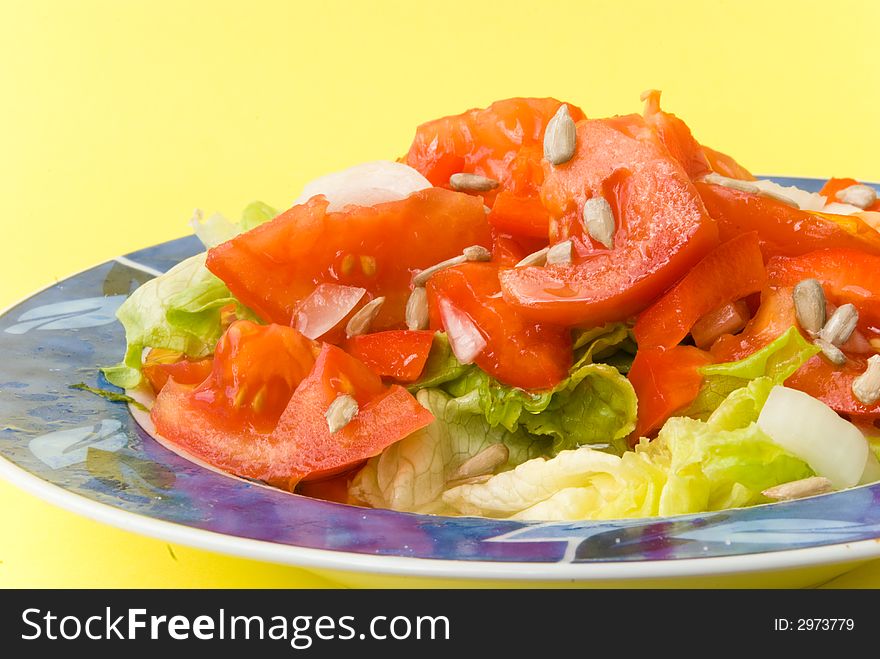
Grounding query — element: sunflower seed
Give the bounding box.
[762,476,833,501]
[757,189,798,207]
[405,287,429,330]
[582,197,615,249]
[515,246,549,267]
[836,184,877,209]
[814,338,847,366]
[449,173,499,192]
[412,255,467,287]
[546,240,573,265]
[463,245,492,262]
[700,172,759,195]
[852,354,880,405]
[451,443,510,481]
[792,279,826,335]
[818,303,859,347]
[325,394,359,434]
[543,103,577,166]
[345,296,385,338]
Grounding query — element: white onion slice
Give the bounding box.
[294,161,432,211]
[294,284,366,339]
[757,386,869,489]
[438,297,486,365]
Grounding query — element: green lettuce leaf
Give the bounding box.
[407,332,472,391]
[443,361,637,455]
[191,201,278,248]
[349,388,548,513]
[443,394,813,520]
[572,322,635,372]
[681,326,819,420]
[102,253,258,388]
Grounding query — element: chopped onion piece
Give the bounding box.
[757,386,869,489]
[294,161,432,211]
[294,284,366,340]
[438,297,486,365]
[690,300,750,349]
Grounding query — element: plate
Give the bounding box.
[2,176,880,588]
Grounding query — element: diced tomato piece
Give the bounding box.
[711,287,796,362]
[190,321,321,433]
[634,232,766,350]
[819,177,880,211]
[696,182,880,258]
[404,97,586,209]
[142,348,214,394]
[787,355,880,423]
[426,262,571,389]
[488,191,551,239]
[767,249,880,326]
[701,145,755,181]
[689,300,751,350]
[346,330,435,382]
[641,89,711,179]
[206,188,491,330]
[152,340,434,489]
[628,345,712,439]
[500,116,719,327]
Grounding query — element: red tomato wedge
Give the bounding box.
[787,355,880,423]
[142,348,214,395]
[426,262,571,389]
[152,336,434,489]
[819,177,880,211]
[206,188,491,329]
[404,98,586,240]
[701,145,755,181]
[767,249,880,326]
[499,116,719,327]
[695,182,880,258]
[641,89,711,179]
[634,232,766,350]
[628,345,712,439]
[346,330,435,382]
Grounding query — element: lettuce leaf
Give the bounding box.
[349,388,548,513]
[572,322,635,372]
[681,327,819,420]
[407,332,472,391]
[443,361,637,455]
[443,379,813,520]
[191,201,278,249]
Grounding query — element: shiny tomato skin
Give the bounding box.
[142,348,214,394]
[696,182,880,258]
[701,145,755,181]
[710,287,796,362]
[500,116,719,327]
[426,262,571,390]
[206,188,491,330]
[634,232,766,350]
[405,97,585,243]
[152,342,434,489]
[819,177,880,211]
[786,355,880,422]
[628,345,712,439]
[346,330,435,382]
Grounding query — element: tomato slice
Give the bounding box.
[499,116,719,327]
[819,177,880,211]
[142,348,214,394]
[634,232,766,350]
[206,188,491,329]
[767,249,880,326]
[426,262,571,390]
[787,355,880,423]
[346,330,435,382]
[628,345,712,439]
[152,339,434,489]
[404,98,586,242]
[641,89,711,179]
[695,182,880,258]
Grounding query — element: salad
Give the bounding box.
[103,92,880,520]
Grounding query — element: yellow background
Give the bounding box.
[1,0,880,587]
